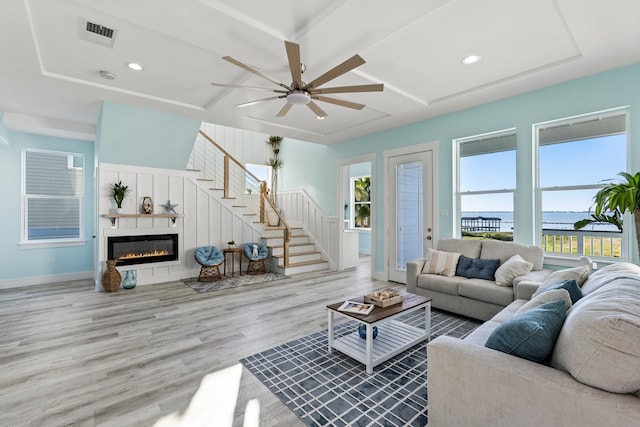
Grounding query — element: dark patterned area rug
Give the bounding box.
[240,308,481,426]
[182,272,289,293]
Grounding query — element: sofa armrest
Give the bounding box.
[427,336,640,427]
[515,280,542,300]
[405,259,425,294]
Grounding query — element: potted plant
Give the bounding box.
[265,136,284,207]
[110,180,130,213]
[227,240,235,248]
[574,171,640,252]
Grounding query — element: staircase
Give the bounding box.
[262,226,329,275]
[189,130,331,276]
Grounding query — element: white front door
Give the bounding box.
[387,148,435,283]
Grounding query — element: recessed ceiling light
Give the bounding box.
[99,70,116,80]
[316,116,325,120]
[127,62,143,71]
[461,55,482,65]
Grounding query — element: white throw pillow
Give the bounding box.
[494,254,534,287]
[542,264,592,287]
[516,288,572,314]
[421,248,461,277]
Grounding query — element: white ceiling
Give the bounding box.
[1,0,639,144]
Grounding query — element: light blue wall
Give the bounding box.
[0,130,95,281]
[280,63,640,272]
[279,139,338,214]
[97,102,202,170]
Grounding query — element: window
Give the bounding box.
[351,176,371,229]
[535,108,628,259]
[245,163,270,195]
[22,149,84,243]
[455,130,516,240]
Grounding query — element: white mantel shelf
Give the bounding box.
[102,213,184,227]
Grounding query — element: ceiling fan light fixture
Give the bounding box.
[286,90,311,105]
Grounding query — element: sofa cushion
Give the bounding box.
[494,254,534,287]
[532,279,582,304]
[456,256,500,281]
[581,261,640,296]
[416,273,461,296]
[485,299,566,363]
[421,248,461,276]
[480,240,544,270]
[550,277,640,394]
[516,289,572,314]
[437,238,482,258]
[458,278,514,306]
[542,265,591,287]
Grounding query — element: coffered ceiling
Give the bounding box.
[0,0,639,144]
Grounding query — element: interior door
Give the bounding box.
[387,150,434,283]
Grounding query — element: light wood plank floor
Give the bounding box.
[0,258,404,426]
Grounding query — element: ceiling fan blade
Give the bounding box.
[285,41,302,88]
[306,101,327,118]
[210,82,288,93]
[309,83,384,95]
[236,95,284,108]
[304,54,365,90]
[223,56,292,90]
[276,103,293,117]
[314,95,365,110]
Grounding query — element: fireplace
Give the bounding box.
[108,234,179,266]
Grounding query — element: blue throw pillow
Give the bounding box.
[485,299,566,363]
[535,279,583,304]
[455,255,501,280]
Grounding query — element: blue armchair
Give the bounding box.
[244,242,269,275]
[194,246,224,282]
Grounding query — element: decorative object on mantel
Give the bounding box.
[110,180,130,213]
[141,196,153,214]
[122,270,137,289]
[161,200,178,214]
[102,259,121,292]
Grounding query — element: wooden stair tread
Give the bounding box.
[281,260,328,268]
[267,242,312,249]
[272,251,320,259]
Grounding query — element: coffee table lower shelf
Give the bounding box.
[331,320,428,372]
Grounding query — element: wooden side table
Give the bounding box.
[223,247,243,276]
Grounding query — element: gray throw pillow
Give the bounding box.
[455,256,501,281]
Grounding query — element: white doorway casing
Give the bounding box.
[384,142,438,283]
[337,154,375,277]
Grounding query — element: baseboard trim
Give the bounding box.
[0,271,94,290]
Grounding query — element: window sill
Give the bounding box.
[19,239,88,249]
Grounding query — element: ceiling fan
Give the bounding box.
[211,40,384,118]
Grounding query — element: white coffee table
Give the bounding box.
[326,292,431,374]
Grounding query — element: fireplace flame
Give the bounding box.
[119,249,169,260]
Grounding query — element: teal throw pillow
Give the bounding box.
[485,299,566,363]
[455,255,501,280]
[535,279,582,304]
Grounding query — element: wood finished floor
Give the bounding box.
[0,258,403,427]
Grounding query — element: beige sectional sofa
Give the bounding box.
[406,239,552,321]
[427,261,640,426]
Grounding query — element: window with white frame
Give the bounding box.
[245,163,270,195]
[535,108,628,259]
[22,149,84,243]
[455,130,516,240]
[351,176,371,229]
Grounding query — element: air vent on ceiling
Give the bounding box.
[80,20,117,48]
[86,21,114,38]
